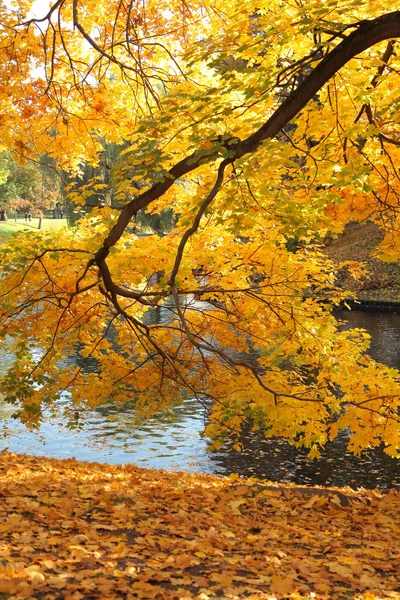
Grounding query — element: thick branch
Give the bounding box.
[94,11,400,265]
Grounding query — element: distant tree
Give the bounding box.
[65,142,176,233]
[0,152,63,218]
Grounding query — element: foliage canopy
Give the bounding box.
[1,0,400,456]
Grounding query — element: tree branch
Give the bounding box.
[94,11,400,264]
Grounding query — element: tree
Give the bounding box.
[0,152,62,218]
[0,152,41,216]
[0,0,399,457]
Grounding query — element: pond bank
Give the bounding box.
[340,298,400,312]
[0,451,399,599]
[324,222,400,303]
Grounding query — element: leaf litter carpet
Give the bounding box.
[0,452,398,599]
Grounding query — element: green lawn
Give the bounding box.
[0,218,67,240]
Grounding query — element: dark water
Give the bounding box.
[0,309,399,488]
[338,310,400,369]
[214,310,400,489]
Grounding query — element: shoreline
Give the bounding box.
[338,298,400,313]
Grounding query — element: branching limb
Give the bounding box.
[94,12,400,263]
[168,159,230,288]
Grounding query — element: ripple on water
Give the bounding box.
[0,310,399,488]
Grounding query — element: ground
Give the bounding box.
[324,222,400,301]
[0,452,398,599]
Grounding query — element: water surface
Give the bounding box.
[0,309,399,488]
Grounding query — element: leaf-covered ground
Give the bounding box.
[324,222,400,301]
[0,452,399,599]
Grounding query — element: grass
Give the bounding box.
[0,218,67,240]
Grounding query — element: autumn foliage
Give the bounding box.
[0,1,400,455]
[0,452,399,599]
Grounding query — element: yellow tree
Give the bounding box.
[0,0,400,456]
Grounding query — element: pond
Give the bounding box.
[0,309,399,489]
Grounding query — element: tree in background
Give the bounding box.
[0,152,63,219]
[65,141,176,233]
[0,0,400,457]
[0,152,41,218]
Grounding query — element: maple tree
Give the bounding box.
[0,0,400,457]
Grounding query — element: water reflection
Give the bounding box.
[0,309,399,488]
[337,309,400,369]
[211,429,399,489]
[211,310,400,489]
[0,387,214,473]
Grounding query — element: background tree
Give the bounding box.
[65,141,177,233]
[0,152,63,219]
[0,152,42,218]
[0,0,400,457]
